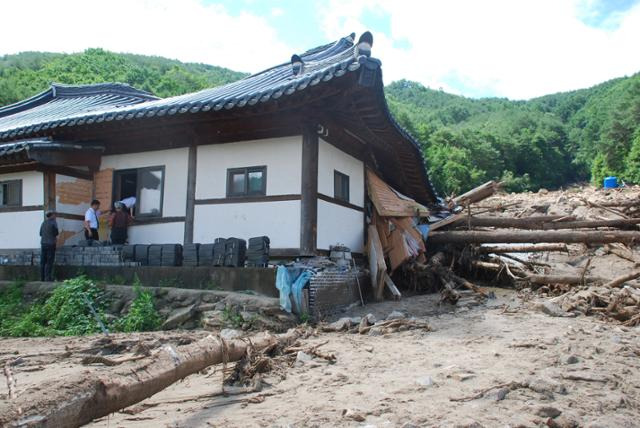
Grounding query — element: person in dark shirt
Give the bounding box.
[39,210,59,282]
[109,202,132,245]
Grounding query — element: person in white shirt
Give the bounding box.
[119,196,136,217]
[84,199,101,241]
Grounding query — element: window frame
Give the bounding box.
[226,166,267,197]
[0,179,22,207]
[112,166,165,218]
[334,170,350,203]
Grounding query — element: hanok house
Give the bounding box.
[0,32,438,292]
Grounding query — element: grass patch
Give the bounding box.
[0,276,163,337]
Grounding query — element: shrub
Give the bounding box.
[114,285,162,332]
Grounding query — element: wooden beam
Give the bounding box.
[183,144,197,244]
[43,170,56,212]
[0,162,38,175]
[36,165,93,181]
[300,124,319,256]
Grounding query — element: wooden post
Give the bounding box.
[300,124,318,256]
[184,144,197,244]
[43,170,56,212]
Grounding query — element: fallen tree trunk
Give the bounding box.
[477,243,568,254]
[450,216,640,230]
[0,330,299,428]
[452,180,501,208]
[527,274,604,285]
[603,269,640,288]
[429,230,640,245]
[450,215,569,229]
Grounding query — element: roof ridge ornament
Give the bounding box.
[291,54,304,76]
[355,31,373,57]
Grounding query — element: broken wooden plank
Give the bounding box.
[603,269,640,288]
[477,243,568,254]
[452,181,501,208]
[367,225,388,301]
[384,273,401,300]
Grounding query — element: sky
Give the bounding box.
[0,0,639,100]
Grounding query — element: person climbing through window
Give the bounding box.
[109,201,132,245]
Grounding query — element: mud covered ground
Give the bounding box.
[2,186,640,427]
[2,288,639,427]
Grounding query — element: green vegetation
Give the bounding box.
[1,49,639,194]
[0,49,247,106]
[114,285,162,332]
[387,75,640,194]
[0,276,162,337]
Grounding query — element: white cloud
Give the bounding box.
[0,0,293,74]
[317,0,640,99]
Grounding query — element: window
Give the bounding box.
[0,180,21,207]
[227,166,267,197]
[334,170,350,202]
[113,166,164,217]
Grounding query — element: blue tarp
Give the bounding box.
[275,265,313,313]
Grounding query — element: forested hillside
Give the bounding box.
[1,49,638,195]
[387,75,640,194]
[0,49,247,106]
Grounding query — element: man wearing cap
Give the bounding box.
[39,210,59,282]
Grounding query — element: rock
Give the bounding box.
[387,310,406,320]
[484,387,509,401]
[527,377,567,396]
[201,310,225,329]
[364,346,374,353]
[296,351,312,363]
[535,405,562,418]
[562,355,579,364]
[349,317,362,324]
[454,420,484,428]
[451,372,475,381]
[342,408,365,422]
[161,304,197,330]
[547,415,579,428]
[220,328,242,340]
[329,317,353,331]
[534,301,567,317]
[415,376,435,388]
[364,313,376,324]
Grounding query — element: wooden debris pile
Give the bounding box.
[424,182,640,323]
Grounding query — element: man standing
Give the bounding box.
[84,199,101,241]
[39,210,58,282]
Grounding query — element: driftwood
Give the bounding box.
[477,243,568,254]
[603,269,640,288]
[0,329,301,428]
[429,230,640,245]
[528,274,604,285]
[4,362,17,400]
[451,216,640,230]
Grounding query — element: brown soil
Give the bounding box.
[2,185,640,427]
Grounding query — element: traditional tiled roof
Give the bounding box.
[0,35,365,140]
[0,32,439,202]
[0,138,104,165]
[0,83,158,139]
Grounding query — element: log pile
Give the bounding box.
[421,183,640,321]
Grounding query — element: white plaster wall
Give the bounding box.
[0,171,44,248]
[0,171,43,206]
[0,211,43,248]
[196,136,302,199]
[317,200,364,252]
[318,139,364,207]
[194,201,300,248]
[100,148,188,217]
[128,222,185,245]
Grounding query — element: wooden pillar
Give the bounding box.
[184,144,198,245]
[43,170,56,212]
[300,124,318,256]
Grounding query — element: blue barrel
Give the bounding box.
[603,176,618,188]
